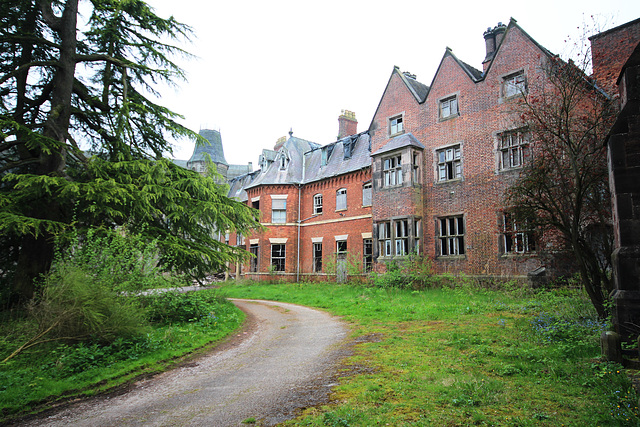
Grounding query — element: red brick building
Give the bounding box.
[218,17,638,283]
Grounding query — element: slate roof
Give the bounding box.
[304,132,371,184]
[227,164,253,180]
[228,170,261,202]
[245,135,321,189]
[188,129,228,166]
[372,132,425,157]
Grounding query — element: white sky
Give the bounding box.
[145,0,640,167]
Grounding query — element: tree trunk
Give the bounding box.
[11,0,79,303]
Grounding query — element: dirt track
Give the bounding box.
[21,299,350,426]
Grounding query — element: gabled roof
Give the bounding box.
[372,132,424,157]
[245,135,320,189]
[481,18,554,78]
[368,66,430,131]
[304,132,371,184]
[429,48,484,86]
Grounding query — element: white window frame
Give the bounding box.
[383,155,403,187]
[362,182,372,206]
[271,244,286,271]
[378,222,392,257]
[271,196,287,223]
[437,145,462,181]
[313,242,323,272]
[389,115,404,136]
[313,193,323,215]
[336,188,347,211]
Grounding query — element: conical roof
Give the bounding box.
[188,129,228,165]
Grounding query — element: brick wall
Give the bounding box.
[590,18,640,97]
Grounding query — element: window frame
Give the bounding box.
[501,212,536,255]
[436,145,462,182]
[438,215,465,257]
[313,193,323,215]
[503,71,527,98]
[499,129,530,171]
[271,197,287,223]
[394,219,409,256]
[336,188,347,211]
[378,221,392,257]
[271,244,286,272]
[382,154,403,187]
[363,239,373,272]
[389,114,404,136]
[439,95,459,120]
[249,244,259,272]
[313,242,323,272]
[362,182,372,207]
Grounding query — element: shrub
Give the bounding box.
[140,290,226,325]
[371,254,436,290]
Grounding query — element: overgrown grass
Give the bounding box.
[0,289,244,422]
[219,281,639,426]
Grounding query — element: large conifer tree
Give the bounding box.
[0,0,258,303]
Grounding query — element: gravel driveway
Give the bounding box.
[22,299,350,427]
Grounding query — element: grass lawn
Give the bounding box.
[218,281,640,426]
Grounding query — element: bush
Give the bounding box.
[31,265,149,344]
[140,290,226,325]
[372,255,436,290]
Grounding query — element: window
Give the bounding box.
[383,155,402,187]
[499,130,530,170]
[236,234,243,246]
[412,152,421,184]
[414,219,421,254]
[389,115,404,135]
[501,212,536,254]
[336,240,347,254]
[503,71,526,97]
[343,140,352,159]
[313,242,322,272]
[438,216,465,256]
[362,182,372,206]
[271,244,286,271]
[439,96,458,119]
[336,188,347,211]
[395,220,408,256]
[437,145,462,181]
[363,239,373,272]
[279,154,288,170]
[271,198,287,223]
[252,199,260,210]
[313,194,323,215]
[250,244,259,272]
[378,222,391,257]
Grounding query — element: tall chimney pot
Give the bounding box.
[337,110,358,140]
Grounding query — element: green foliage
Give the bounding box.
[0,0,260,302]
[140,291,227,325]
[0,290,244,421]
[31,265,149,344]
[370,254,439,290]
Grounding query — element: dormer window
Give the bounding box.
[344,139,352,160]
[389,115,404,136]
[279,154,289,170]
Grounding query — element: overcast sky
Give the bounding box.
[145,0,640,167]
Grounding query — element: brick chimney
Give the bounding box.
[482,22,507,72]
[337,110,358,140]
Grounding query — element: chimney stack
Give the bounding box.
[482,22,507,72]
[337,110,358,140]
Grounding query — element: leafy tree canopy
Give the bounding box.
[0,0,260,304]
